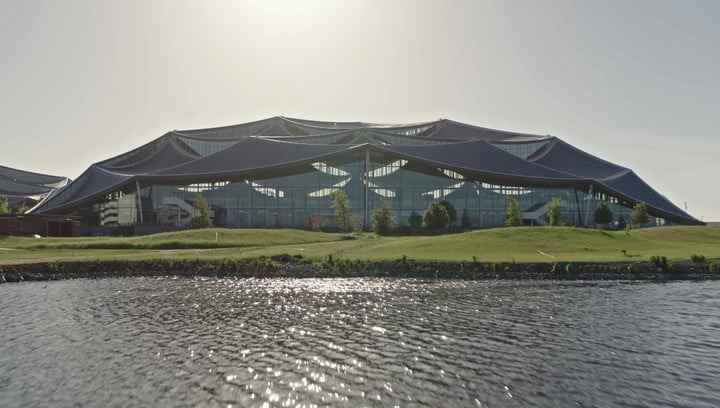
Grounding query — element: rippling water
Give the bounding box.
[1,278,720,407]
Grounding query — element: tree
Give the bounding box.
[190,194,212,228]
[372,205,393,235]
[631,202,650,227]
[424,202,450,231]
[0,196,9,215]
[547,197,563,226]
[594,202,613,226]
[438,200,457,226]
[505,198,522,227]
[408,211,423,230]
[330,190,352,232]
[461,210,472,230]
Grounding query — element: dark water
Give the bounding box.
[1,278,719,408]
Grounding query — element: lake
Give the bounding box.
[1,278,719,407]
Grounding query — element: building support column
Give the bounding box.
[475,181,482,225]
[249,180,253,227]
[585,184,594,227]
[135,179,144,225]
[363,148,370,230]
[574,189,583,226]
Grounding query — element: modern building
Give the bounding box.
[29,116,702,232]
[0,165,68,213]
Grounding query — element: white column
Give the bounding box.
[135,180,144,225]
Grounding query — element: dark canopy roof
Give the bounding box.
[31,166,132,214]
[154,138,351,179]
[529,139,625,179]
[0,165,66,186]
[100,136,200,174]
[29,116,701,224]
[527,138,696,222]
[0,178,53,196]
[0,164,68,198]
[375,141,581,185]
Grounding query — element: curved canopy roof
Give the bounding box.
[0,165,68,198]
[29,116,702,225]
[527,139,696,222]
[374,141,580,185]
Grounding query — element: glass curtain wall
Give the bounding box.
[83,157,649,230]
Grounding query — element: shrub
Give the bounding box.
[372,205,393,235]
[330,190,352,232]
[650,255,669,272]
[505,198,522,227]
[190,194,212,228]
[594,202,613,225]
[438,200,457,226]
[690,254,707,264]
[461,210,472,230]
[547,197,562,226]
[350,215,363,232]
[408,211,423,230]
[0,196,8,215]
[631,203,650,227]
[424,203,450,231]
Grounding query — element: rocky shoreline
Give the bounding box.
[0,255,718,284]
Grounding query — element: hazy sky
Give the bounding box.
[1,0,718,220]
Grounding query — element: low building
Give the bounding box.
[28,116,702,232]
[0,165,68,213]
[0,215,80,237]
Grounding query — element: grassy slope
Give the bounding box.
[236,226,720,262]
[0,229,345,264]
[1,226,719,265]
[0,228,344,249]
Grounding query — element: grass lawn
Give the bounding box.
[1,226,719,265]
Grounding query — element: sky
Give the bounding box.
[1,0,718,221]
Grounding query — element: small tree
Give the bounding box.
[438,200,457,226]
[631,202,650,227]
[330,190,352,232]
[408,211,423,231]
[594,202,613,226]
[461,210,472,230]
[190,194,212,228]
[372,205,393,235]
[547,197,563,226]
[0,196,10,215]
[424,202,450,231]
[350,215,363,232]
[505,198,522,227]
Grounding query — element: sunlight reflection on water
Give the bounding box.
[1,278,719,407]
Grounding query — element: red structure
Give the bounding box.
[0,215,80,237]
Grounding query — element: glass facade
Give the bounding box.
[491,140,551,159]
[34,117,695,228]
[81,156,653,231]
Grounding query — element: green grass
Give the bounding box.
[1,226,719,265]
[0,228,345,250]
